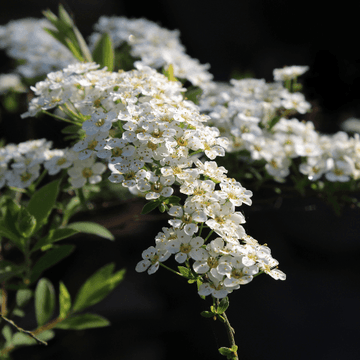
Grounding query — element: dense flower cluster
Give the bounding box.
[0,18,76,78]
[89,16,214,91]
[20,62,285,298]
[200,67,360,182]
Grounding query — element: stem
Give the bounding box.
[0,314,48,346]
[41,110,76,124]
[204,229,214,243]
[159,262,184,277]
[216,299,239,360]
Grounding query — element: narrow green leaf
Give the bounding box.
[73,26,93,62]
[92,32,114,71]
[65,37,84,62]
[43,27,68,49]
[16,207,36,238]
[59,281,72,319]
[67,221,114,240]
[54,313,110,330]
[27,179,61,233]
[30,245,75,284]
[12,308,25,317]
[141,200,160,214]
[217,296,229,314]
[32,227,79,252]
[35,278,56,326]
[16,289,33,308]
[58,4,74,26]
[72,264,125,312]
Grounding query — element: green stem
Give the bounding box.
[216,299,239,360]
[41,110,76,124]
[204,229,214,243]
[159,262,184,277]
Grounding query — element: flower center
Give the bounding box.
[82,168,93,178]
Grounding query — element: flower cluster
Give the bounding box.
[89,16,215,91]
[21,62,285,298]
[200,67,360,183]
[0,18,76,78]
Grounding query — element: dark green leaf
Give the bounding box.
[184,87,203,105]
[72,263,125,312]
[217,296,229,314]
[268,115,281,130]
[35,278,56,326]
[16,207,36,238]
[67,221,114,240]
[59,281,72,319]
[32,227,79,252]
[12,330,54,346]
[27,179,61,233]
[30,245,75,284]
[141,200,160,215]
[0,224,24,252]
[0,261,25,282]
[165,196,181,205]
[65,37,84,62]
[92,32,114,71]
[55,313,110,330]
[16,289,33,307]
[3,198,21,235]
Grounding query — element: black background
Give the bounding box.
[1,1,360,359]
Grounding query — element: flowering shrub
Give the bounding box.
[0,5,358,360]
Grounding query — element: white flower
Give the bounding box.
[135,246,171,274]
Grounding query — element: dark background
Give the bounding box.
[1,1,360,359]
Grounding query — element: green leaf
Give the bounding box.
[72,263,125,313]
[27,179,61,233]
[65,37,84,62]
[217,296,229,314]
[92,32,114,72]
[61,124,82,134]
[16,207,36,238]
[55,313,110,330]
[0,224,24,252]
[67,221,114,240]
[200,311,214,318]
[3,198,21,235]
[35,278,56,326]
[16,289,33,308]
[268,115,281,130]
[30,245,75,284]
[164,195,181,205]
[12,333,36,346]
[32,227,79,252]
[218,347,233,356]
[59,281,72,319]
[12,308,25,317]
[58,4,74,26]
[12,330,55,346]
[163,64,177,82]
[177,266,191,278]
[141,200,160,214]
[184,87,203,105]
[0,261,24,282]
[2,325,13,345]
